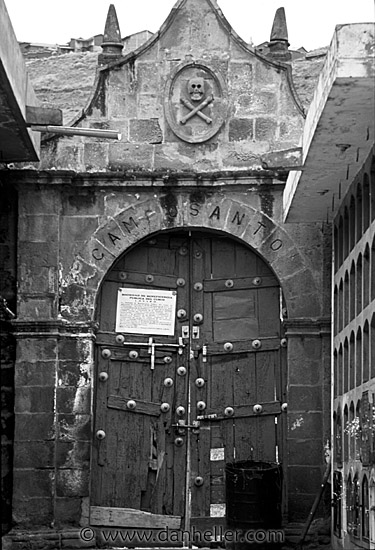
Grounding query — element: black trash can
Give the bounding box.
[226,460,283,534]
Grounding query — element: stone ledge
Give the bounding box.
[2,168,289,186]
[284,316,331,337]
[2,529,95,550]
[11,319,98,337]
[2,522,331,549]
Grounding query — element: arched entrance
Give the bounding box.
[90,229,287,538]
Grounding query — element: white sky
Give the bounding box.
[4,0,374,51]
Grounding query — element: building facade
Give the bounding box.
[332,150,375,549]
[284,21,375,550]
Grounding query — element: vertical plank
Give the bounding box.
[99,280,119,332]
[211,237,235,278]
[209,354,234,509]
[190,236,212,519]
[255,350,277,403]
[124,242,149,272]
[235,242,257,278]
[258,286,280,337]
[149,352,174,514]
[100,360,121,507]
[91,351,108,505]
[171,234,190,517]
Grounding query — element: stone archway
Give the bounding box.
[59,192,322,324]
[57,190,329,527]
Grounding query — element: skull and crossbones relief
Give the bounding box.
[180,76,214,125]
[188,77,205,102]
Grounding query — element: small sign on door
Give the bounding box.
[115,288,177,336]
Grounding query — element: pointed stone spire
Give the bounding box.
[270,7,289,42]
[98,4,123,64]
[268,7,291,62]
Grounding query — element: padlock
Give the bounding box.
[177,366,187,376]
[281,402,288,412]
[174,437,184,447]
[101,348,111,359]
[176,406,185,416]
[127,400,137,410]
[160,403,170,413]
[129,350,139,360]
[99,372,108,382]
[164,378,174,387]
[253,404,263,414]
[224,406,234,417]
[115,334,125,344]
[194,313,203,323]
[252,339,261,350]
[194,476,204,487]
[223,342,233,352]
[96,430,106,440]
[197,401,206,411]
[195,378,205,388]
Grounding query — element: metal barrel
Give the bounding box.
[225,460,283,550]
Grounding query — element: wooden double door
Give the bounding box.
[91,230,286,535]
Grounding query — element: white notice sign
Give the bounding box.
[115,288,177,336]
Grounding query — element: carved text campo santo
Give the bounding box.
[91,202,283,262]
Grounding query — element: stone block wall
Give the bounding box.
[0,184,17,535]
[3,181,95,530]
[285,321,331,520]
[11,329,94,529]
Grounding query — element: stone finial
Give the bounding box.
[268,7,291,62]
[270,7,289,43]
[98,4,123,64]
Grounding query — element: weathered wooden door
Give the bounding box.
[91,230,286,537]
